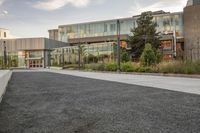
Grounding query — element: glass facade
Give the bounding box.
[25,51,44,68]
[0,51,18,68]
[58,19,135,42]
[29,51,43,58]
[0,50,45,69]
[57,12,183,43]
[51,42,116,66]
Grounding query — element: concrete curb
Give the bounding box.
[0,70,12,103]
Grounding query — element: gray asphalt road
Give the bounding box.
[0,72,200,133]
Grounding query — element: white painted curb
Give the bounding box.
[0,70,12,103]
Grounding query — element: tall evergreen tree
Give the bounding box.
[129,11,160,58]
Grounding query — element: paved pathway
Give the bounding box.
[43,69,200,95]
[0,72,200,133]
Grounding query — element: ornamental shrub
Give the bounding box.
[105,62,118,71]
[121,49,130,63]
[140,43,157,66]
[121,62,134,72]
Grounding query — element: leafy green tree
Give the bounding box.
[140,43,156,66]
[129,11,160,58]
[121,48,130,63]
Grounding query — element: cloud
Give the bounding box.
[129,0,188,15]
[0,0,5,5]
[0,0,9,18]
[0,10,8,17]
[33,0,92,11]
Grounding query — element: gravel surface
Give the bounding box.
[0,72,200,133]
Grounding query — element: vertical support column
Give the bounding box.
[43,51,45,68]
[48,50,51,68]
[62,48,65,67]
[117,19,121,72]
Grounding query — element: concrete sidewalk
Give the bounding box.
[41,69,200,95]
[0,70,12,103]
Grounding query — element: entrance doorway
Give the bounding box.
[29,60,43,68]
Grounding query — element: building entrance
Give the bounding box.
[29,59,43,68]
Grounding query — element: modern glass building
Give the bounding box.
[49,11,183,44]
[49,11,184,60]
[0,38,67,68]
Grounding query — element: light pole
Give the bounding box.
[117,19,121,72]
[62,48,65,68]
[48,50,51,68]
[3,41,7,68]
[78,43,81,70]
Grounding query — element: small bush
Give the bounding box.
[85,64,97,70]
[85,63,105,71]
[97,63,105,71]
[105,62,118,71]
[137,66,153,73]
[121,62,134,72]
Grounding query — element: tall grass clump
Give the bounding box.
[157,60,200,74]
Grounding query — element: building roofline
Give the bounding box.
[2,37,68,44]
[58,17,133,28]
[133,11,183,17]
[48,29,58,31]
[58,11,183,28]
[2,37,47,40]
[0,28,9,30]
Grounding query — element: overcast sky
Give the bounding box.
[0,0,188,38]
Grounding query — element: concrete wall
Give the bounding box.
[1,38,68,52]
[0,70,12,103]
[184,4,200,61]
[1,38,45,52]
